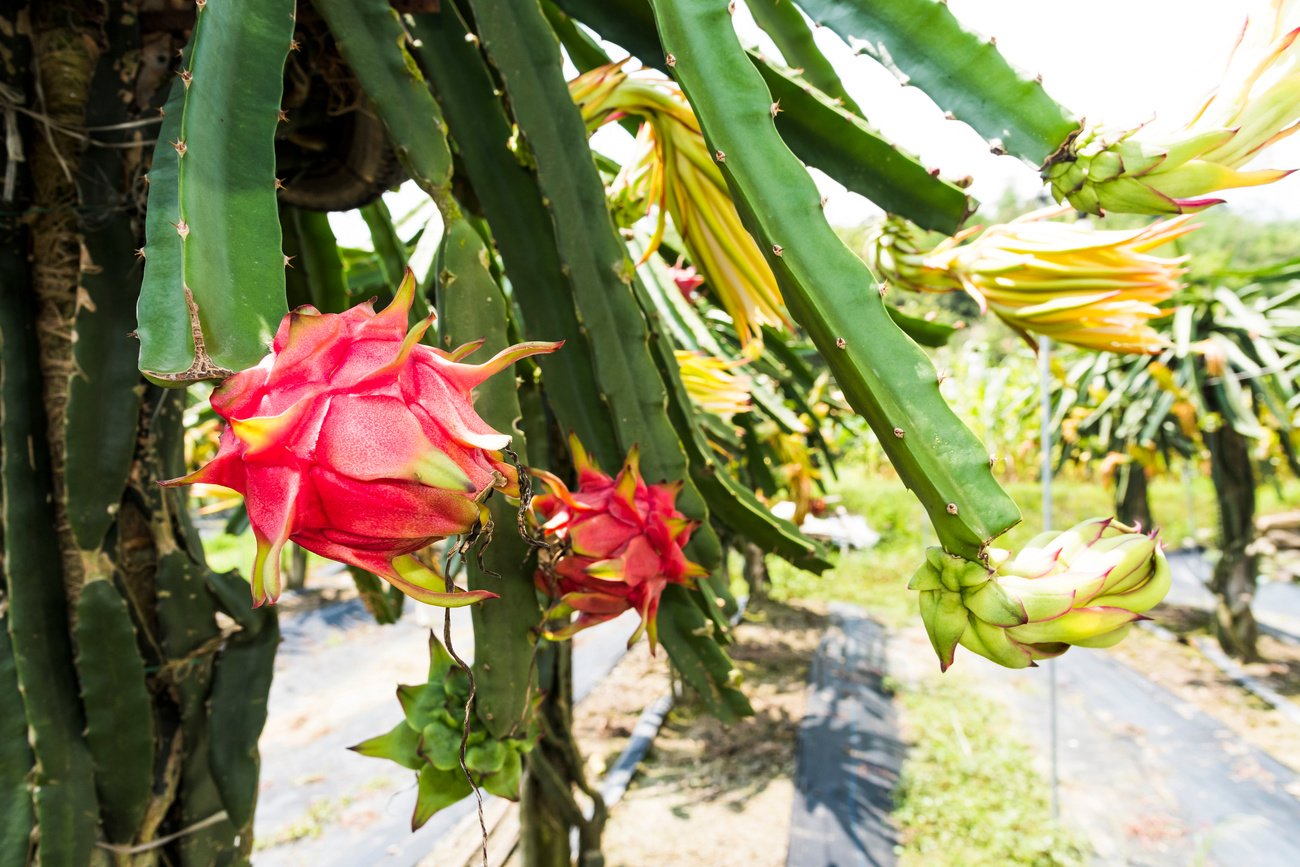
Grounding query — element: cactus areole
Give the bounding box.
[163,271,561,607]
[533,436,709,651]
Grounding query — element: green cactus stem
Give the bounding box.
[0,215,39,867]
[745,0,864,116]
[72,580,155,844]
[137,0,295,383]
[754,58,974,233]
[554,0,974,232]
[631,255,833,574]
[283,206,350,315]
[795,0,1080,164]
[65,30,148,558]
[1,251,98,867]
[410,5,624,473]
[648,0,1021,560]
[437,217,543,738]
[206,574,279,833]
[312,0,454,206]
[465,0,756,719]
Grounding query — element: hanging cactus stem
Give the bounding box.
[647,0,1021,559]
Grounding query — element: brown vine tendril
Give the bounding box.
[444,609,488,867]
[503,445,553,553]
[440,536,488,867]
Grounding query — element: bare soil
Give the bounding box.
[593,598,827,867]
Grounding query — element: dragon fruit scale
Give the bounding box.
[532,436,709,651]
[163,270,561,607]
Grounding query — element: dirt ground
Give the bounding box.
[588,598,827,867]
[433,591,1300,866]
[1108,603,1300,773]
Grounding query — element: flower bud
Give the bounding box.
[909,517,1170,670]
[866,210,1193,355]
[1043,2,1300,215]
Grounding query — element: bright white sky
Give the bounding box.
[744,0,1300,223]
[338,0,1300,256]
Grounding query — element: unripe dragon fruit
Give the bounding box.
[163,271,560,607]
[532,436,708,650]
[909,517,1170,670]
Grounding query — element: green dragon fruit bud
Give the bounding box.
[1042,2,1300,215]
[350,635,535,829]
[909,517,1170,670]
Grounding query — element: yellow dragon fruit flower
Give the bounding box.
[571,62,793,347]
[1044,0,1300,214]
[673,349,753,419]
[770,431,822,526]
[867,208,1195,354]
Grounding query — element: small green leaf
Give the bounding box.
[481,747,523,800]
[396,683,445,729]
[413,765,473,830]
[428,634,455,681]
[465,739,506,776]
[442,666,470,703]
[350,721,422,770]
[421,722,464,772]
[886,306,957,348]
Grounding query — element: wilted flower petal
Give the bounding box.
[867,209,1193,354]
[673,349,753,419]
[571,62,793,346]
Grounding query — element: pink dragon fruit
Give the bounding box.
[164,271,560,607]
[532,436,708,650]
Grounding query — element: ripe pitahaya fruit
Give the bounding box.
[164,271,560,607]
[532,436,708,650]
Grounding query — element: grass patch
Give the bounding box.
[766,463,929,626]
[255,794,354,849]
[202,526,259,576]
[767,549,917,628]
[893,680,1084,867]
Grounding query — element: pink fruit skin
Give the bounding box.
[533,439,707,650]
[163,271,560,608]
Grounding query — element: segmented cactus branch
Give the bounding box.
[137,0,295,382]
[796,0,1080,164]
[648,0,1021,559]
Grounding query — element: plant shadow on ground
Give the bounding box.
[647,597,825,817]
[594,596,826,867]
[1149,603,1300,699]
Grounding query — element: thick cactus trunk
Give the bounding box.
[1114,461,1155,531]
[1,4,279,862]
[521,642,607,867]
[1206,419,1260,661]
